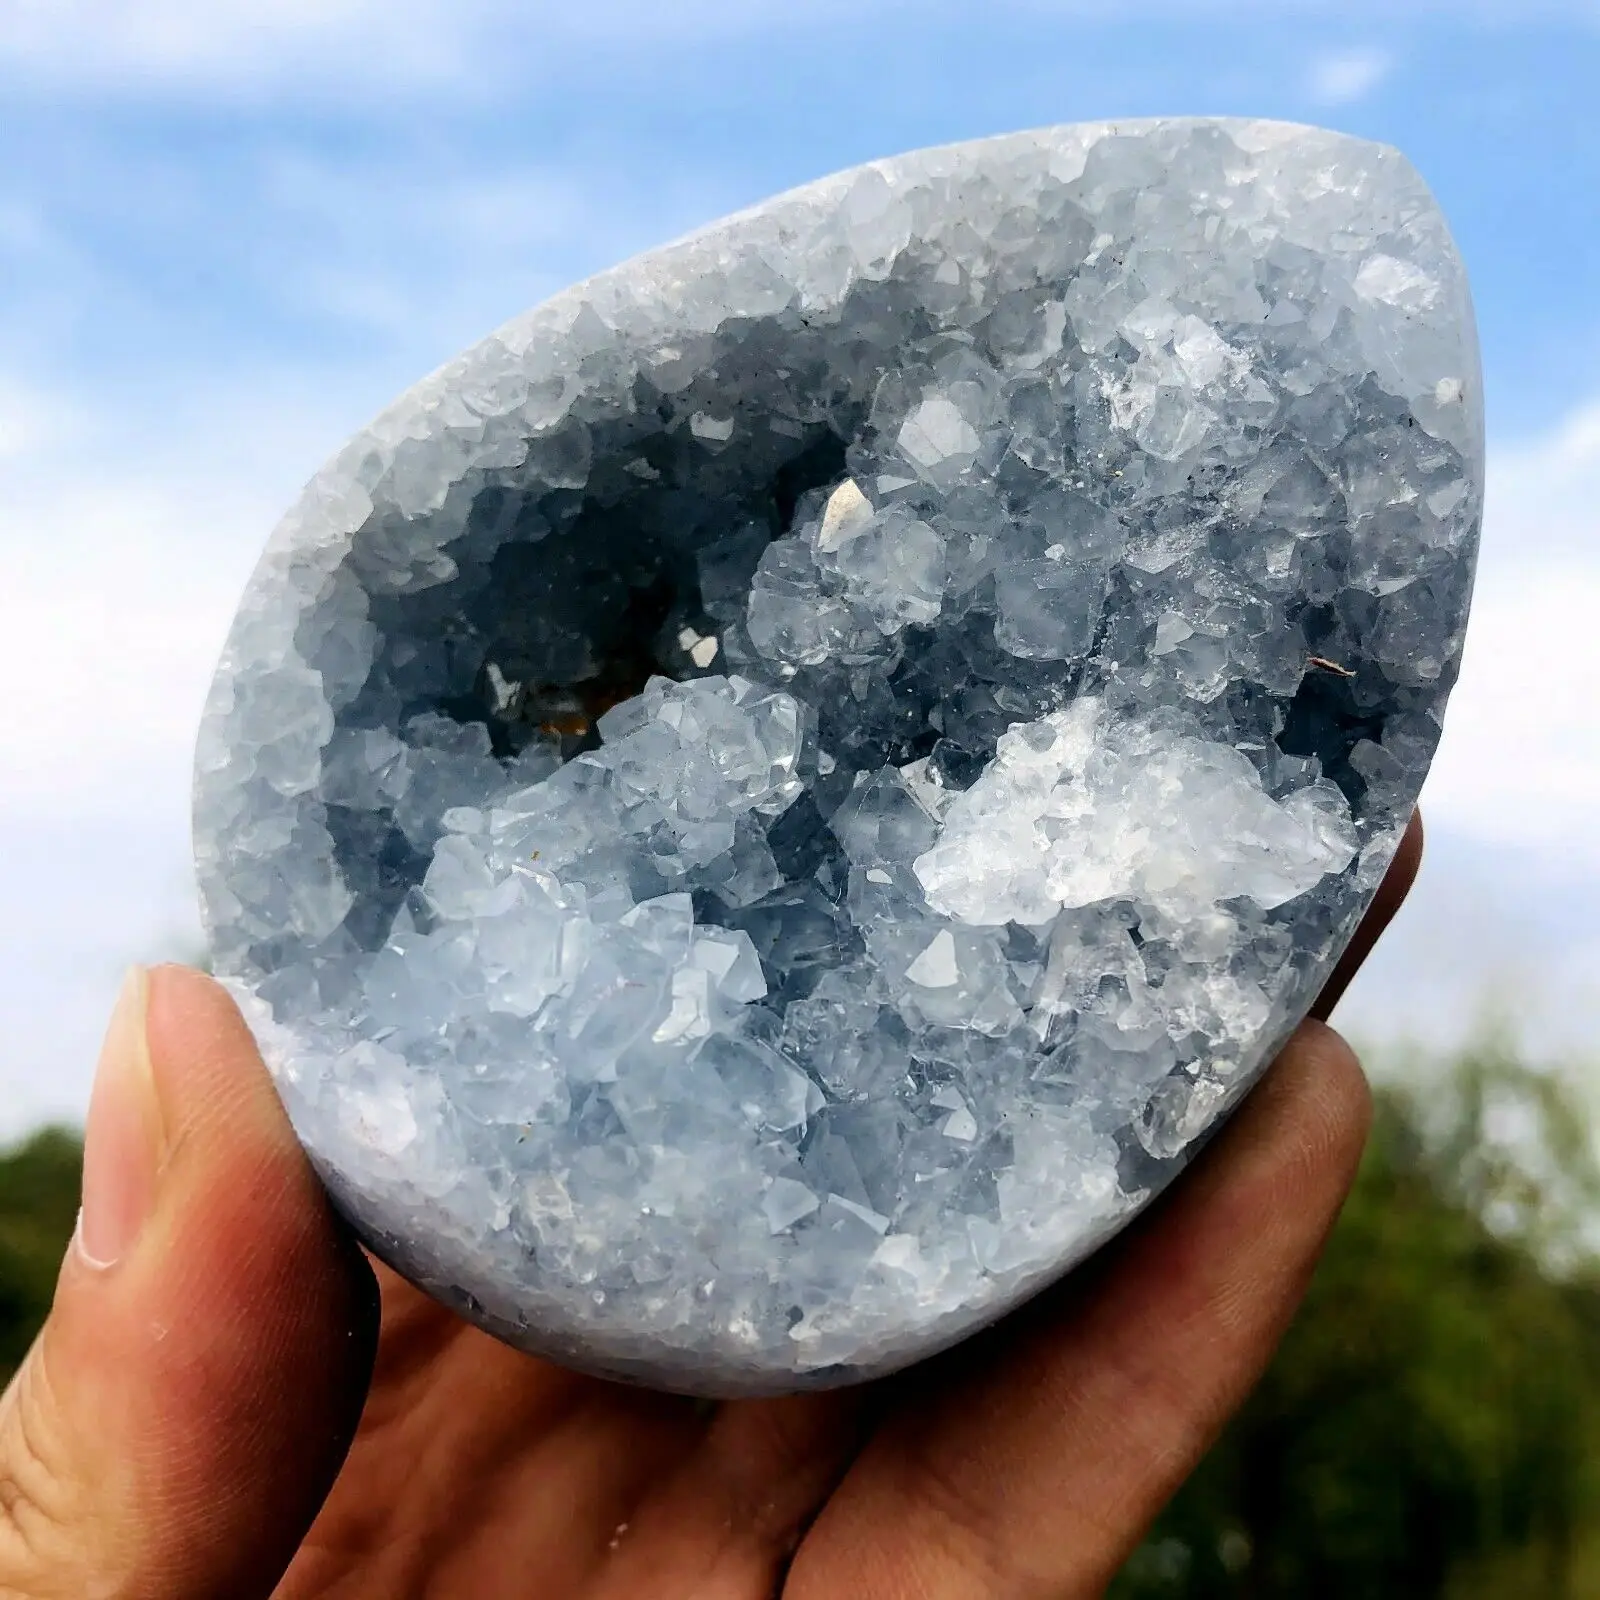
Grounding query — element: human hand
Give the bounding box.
[0,815,1422,1600]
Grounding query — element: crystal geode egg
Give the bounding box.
[195,119,1482,1394]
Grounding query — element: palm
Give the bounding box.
[278,1008,1374,1600]
[279,1263,864,1599]
[270,810,1417,1599]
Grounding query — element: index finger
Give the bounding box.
[1312,808,1424,1022]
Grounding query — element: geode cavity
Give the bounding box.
[195,119,1482,1394]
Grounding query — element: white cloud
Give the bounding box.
[1485,400,1600,562]
[1422,402,1600,873]
[0,370,368,823]
[1308,48,1394,105]
[0,1,1592,98]
[1337,825,1600,1060]
[0,0,830,92]
[0,0,467,84]
[0,481,261,820]
[0,376,75,459]
[1337,396,1600,1059]
[0,374,354,1136]
[249,156,617,344]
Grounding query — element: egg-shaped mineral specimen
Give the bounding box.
[195,119,1481,1394]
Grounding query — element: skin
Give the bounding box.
[0,815,1423,1600]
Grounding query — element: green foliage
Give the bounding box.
[0,1127,83,1383]
[1115,1037,1600,1600]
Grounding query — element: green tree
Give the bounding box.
[1116,1038,1600,1600]
[0,1128,83,1383]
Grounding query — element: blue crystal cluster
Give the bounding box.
[195,120,1482,1393]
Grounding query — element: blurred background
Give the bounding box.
[0,2,1596,1592]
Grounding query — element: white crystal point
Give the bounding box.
[194,119,1482,1395]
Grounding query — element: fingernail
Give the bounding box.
[77,968,164,1271]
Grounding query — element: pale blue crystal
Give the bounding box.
[194,118,1482,1394]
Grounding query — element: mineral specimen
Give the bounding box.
[194,119,1482,1394]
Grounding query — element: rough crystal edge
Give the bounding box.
[196,117,1480,732]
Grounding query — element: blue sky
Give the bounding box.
[5,6,1599,430]
[2,0,1598,1134]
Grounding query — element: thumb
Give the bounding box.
[0,965,379,1599]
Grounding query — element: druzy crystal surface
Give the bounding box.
[195,120,1482,1394]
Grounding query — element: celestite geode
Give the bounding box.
[195,119,1482,1394]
